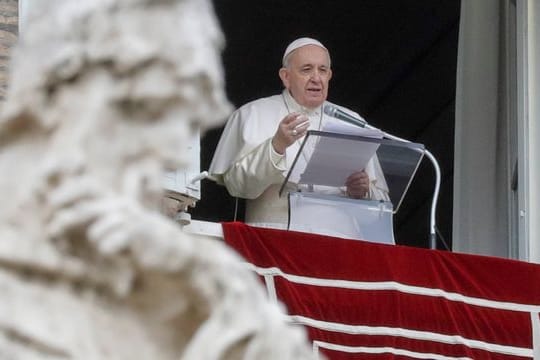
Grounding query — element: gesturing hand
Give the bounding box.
[271,113,310,154]
[345,170,370,199]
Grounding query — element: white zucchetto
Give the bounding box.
[282,37,328,66]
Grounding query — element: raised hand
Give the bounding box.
[271,113,310,154]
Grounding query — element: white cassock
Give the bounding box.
[209,90,390,238]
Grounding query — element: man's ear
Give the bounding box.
[278,67,290,89]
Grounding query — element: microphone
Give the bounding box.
[325,102,441,249]
[323,104,367,128]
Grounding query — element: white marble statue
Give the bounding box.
[0,0,313,358]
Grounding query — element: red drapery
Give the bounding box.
[222,222,540,360]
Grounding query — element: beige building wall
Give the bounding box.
[0,0,17,101]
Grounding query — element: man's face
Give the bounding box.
[279,45,332,109]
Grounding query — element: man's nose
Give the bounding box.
[310,70,322,82]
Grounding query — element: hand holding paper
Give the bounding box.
[345,170,370,198]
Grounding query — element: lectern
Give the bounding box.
[279,130,425,244]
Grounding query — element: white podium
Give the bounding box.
[280,130,425,244]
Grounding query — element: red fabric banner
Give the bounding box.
[222,222,540,360]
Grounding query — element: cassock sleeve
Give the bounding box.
[223,138,287,199]
[208,99,288,199]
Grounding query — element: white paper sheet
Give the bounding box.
[322,122,384,138]
[297,125,383,187]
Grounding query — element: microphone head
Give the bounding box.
[323,104,337,117]
[323,103,367,127]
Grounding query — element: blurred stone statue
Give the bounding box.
[0,0,313,358]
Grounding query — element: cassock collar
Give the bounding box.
[282,89,322,117]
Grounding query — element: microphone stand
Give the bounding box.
[366,125,442,250]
